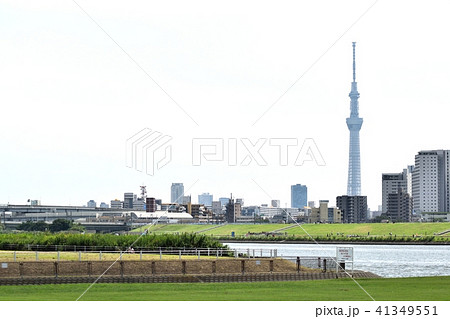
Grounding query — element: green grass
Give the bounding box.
[285,223,450,237]
[131,223,450,240]
[132,224,214,234]
[202,224,287,236]
[0,276,448,301]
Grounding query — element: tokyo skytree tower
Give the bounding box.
[346,42,363,196]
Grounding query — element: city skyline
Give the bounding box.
[2,1,450,210]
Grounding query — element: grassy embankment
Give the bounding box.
[131,223,450,242]
[0,276,448,301]
[0,232,225,250]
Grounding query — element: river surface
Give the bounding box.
[224,242,450,278]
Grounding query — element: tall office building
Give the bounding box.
[171,183,184,204]
[412,150,450,213]
[346,42,363,196]
[291,184,307,208]
[381,166,414,214]
[198,193,213,207]
[336,195,367,223]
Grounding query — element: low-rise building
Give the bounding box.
[110,199,123,209]
[309,200,342,223]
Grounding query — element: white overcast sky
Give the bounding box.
[1,0,450,210]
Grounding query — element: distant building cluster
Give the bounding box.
[380,150,450,222]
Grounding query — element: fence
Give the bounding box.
[283,256,338,273]
[0,245,278,261]
[0,248,280,262]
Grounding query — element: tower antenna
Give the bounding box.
[352,42,356,82]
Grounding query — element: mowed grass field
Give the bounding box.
[131,222,450,238]
[131,223,285,235]
[0,276,448,301]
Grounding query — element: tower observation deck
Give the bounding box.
[346,42,363,196]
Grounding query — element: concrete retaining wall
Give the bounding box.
[0,259,290,278]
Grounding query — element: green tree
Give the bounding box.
[69,223,85,232]
[49,219,73,232]
[17,221,49,231]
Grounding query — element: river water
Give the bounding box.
[224,242,450,278]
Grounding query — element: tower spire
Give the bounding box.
[352,42,356,82]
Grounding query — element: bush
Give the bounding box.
[0,232,226,250]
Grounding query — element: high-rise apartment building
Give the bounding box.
[412,150,450,213]
[171,183,184,204]
[198,193,213,207]
[291,184,307,209]
[381,166,414,214]
[336,195,367,223]
[387,189,412,222]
